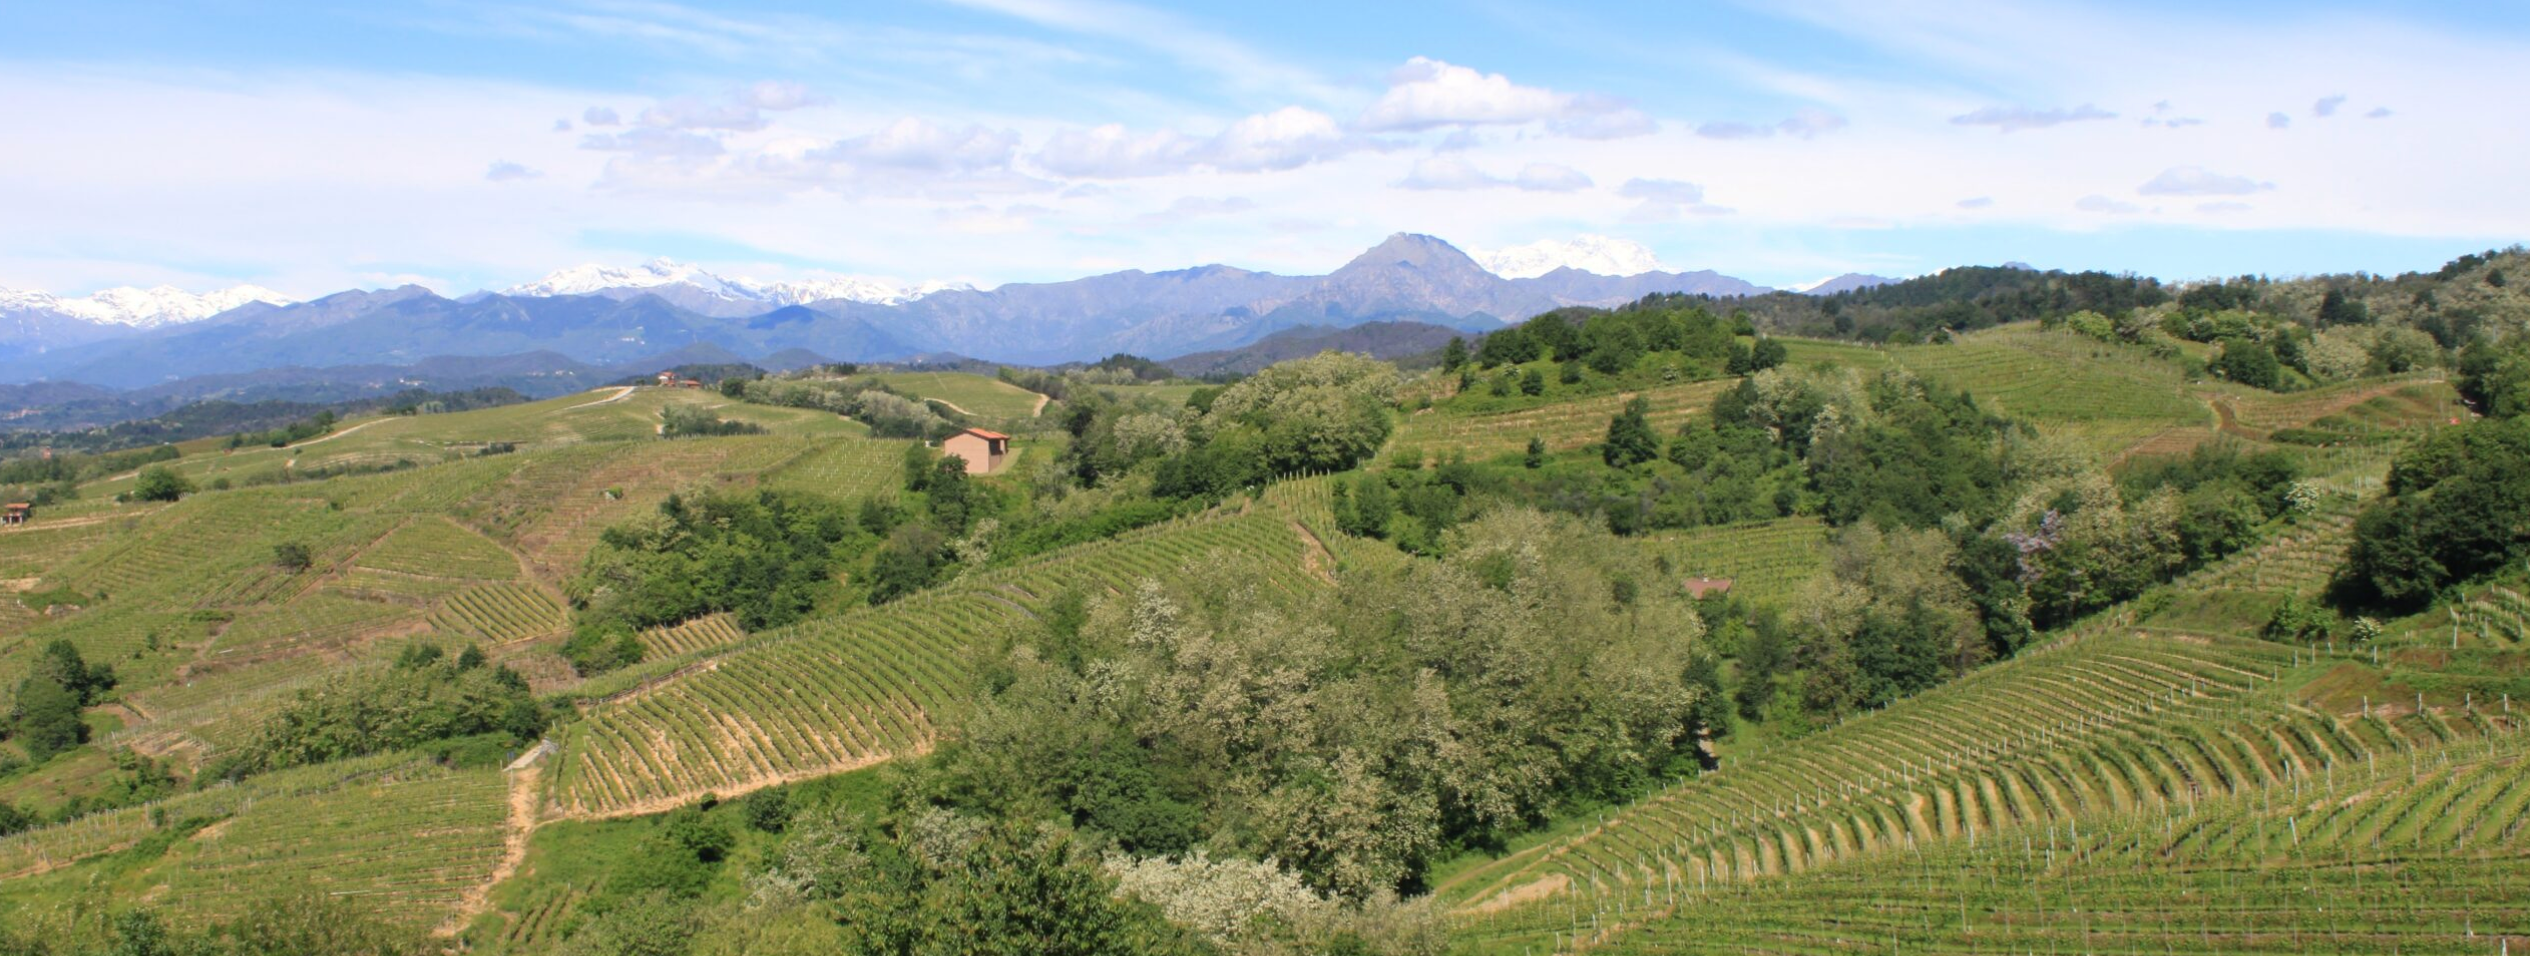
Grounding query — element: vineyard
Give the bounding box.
[756,437,911,500]
[1635,517,1830,608]
[1390,379,1734,461]
[1555,728,2530,954]
[547,509,1318,817]
[426,582,567,645]
[1445,629,2524,953]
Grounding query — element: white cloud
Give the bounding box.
[2366,106,2393,119]
[485,161,541,182]
[1393,157,1590,192]
[740,80,823,111]
[583,106,621,127]
[1471,234,1665,278]
[1029,107,1353,178]
[1620,178,1729,220]
[1355,57,1650,138]
[2138,166,2273,196]
[1698,108,1848,140]
[639,97,768,131]
[551,118,572,132]
[1956,196,1993,209]
[1199,107,1352,172]
[1513,163,1592,192]
[2197,201,2252,214]
[815,118,1022,176]
[2313,94,2347,117]
[2267,112,2291,129]
[1949,103,2116,132]
[2075,194,2140,214]
[1393,156,1498,190]
[1135,195,1256,224]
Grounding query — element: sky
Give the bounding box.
[2,0,2526,297]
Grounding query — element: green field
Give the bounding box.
[864,371,1047,419]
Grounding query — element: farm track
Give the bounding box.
[561,386,638,410]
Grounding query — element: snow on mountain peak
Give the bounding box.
[504,258,965,306]
[1472,235,1666,280]
[0,284,296,327]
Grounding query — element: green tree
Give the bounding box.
[1524,437,1546,469]
[272,541,312,573]
[1603,396,1659,468]
[1440,336,1468,372]
[132,466,192,502]
[2212,337,2283,390]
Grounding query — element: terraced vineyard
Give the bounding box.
[156,761,510,928]
[354,516,523,580]
[1636,517,1829,608]
[548,509,1317,817]
[1562,728,2530,955]
[638,613,747,657]
[1446,630,2522,953]
[426,582,567,645]
[757,437,910,500]
[1392,379,1734,461]
[1884,327,2204,430]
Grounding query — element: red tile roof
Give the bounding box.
[962,428,1011,441]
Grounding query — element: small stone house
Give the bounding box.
[2,503,29,526]
[939,428,1010,475]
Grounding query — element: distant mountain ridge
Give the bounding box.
[2,234,1780,387]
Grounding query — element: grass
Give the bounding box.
[863,371,1045,419]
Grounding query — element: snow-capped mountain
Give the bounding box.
[1472,235,1665,280]
[503,258,968,314]
[0,284,296,328]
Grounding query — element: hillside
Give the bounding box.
[0,310,2522,955]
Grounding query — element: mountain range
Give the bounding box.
[0,234,1883,391]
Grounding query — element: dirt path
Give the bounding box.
[284,416,391,450]
[564,385,638,411]
[1031,393,1051,417]
[921,396,977,416]
[1290,521,1336,585]
[439,762,542,937]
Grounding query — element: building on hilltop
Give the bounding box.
[655,370,678,387]
[940,427,1010,475]
[2,503,29,525]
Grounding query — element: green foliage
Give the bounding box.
[660,403,769,438]
[270,541,312,573]
[208,654,543,778]
[2211,336,2284,390]
[132,465,193,502]
[2337,413,2530,610]
[920,510,1709,896]
[7,640,116,763]
[1602,396,1660,468]
[575,489,870,634]
[2262,595,2336,644]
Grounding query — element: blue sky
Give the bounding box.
[3,0,2524,296]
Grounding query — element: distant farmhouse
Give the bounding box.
[940,428,1010,475]
[654,370,703,389]
[1682,576,1733,599]
[2,502,30,525]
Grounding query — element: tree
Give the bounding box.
[272,541,312,573]
[133,465,192,502]
[1519,368,1545,396]
[1524,437,1546,469]
[1603,396,1660,468]
[1440,336,1469,372]
[1751,337,1789,371]
[2212,337,2283,390]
